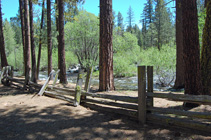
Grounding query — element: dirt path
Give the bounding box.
[0,85,211,140]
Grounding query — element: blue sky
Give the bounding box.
[2,0,175,29]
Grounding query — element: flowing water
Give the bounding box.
[32,71,173,91]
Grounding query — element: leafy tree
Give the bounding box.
[63,0,85,23]
[99,0,114,91]
[201,1,211,95]
[126,6,134,33]
[182,0,202,99]
[65,11,99,70]
[0,0,8,67]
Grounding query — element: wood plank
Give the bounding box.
[44,91,74,103]
[147,66,153,108]
[74,70,83,107]
[83,98,138,110]
[147,107,211,120]
[147,92,211,105]
[81,91,138,103]
[147,114,211,133]
[138,66,146,125]
[82,102,138,118]
[7,77,25,84]
[38,70,55,96]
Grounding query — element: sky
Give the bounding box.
[1,0,175,29]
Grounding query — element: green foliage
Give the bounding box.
[113,30,139,77]
[198,9,206,47]
[65,10,99,69]
[7,45,24,71]
[138,45,176,75]
[3,19,16,55]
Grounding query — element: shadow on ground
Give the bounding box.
[0,86,210,140]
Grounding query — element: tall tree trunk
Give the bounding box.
[205,0,208,8]
[47,0,52,79]
[182,0,202,97]
[19,0,25,74]
[23,0,31,85]
[36,0,45,80]
[55,0,60,72]
[0,0,8,68]
[201,1,211,95]
[58,0,67,84]
[29,0,37,83]
[99,0,115,91]
[174,0,185,89]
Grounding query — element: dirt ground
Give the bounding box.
[0,82,211,140]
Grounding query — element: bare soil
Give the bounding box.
[0,81,211,140]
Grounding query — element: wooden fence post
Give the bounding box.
[74,69,83,107]
[147,66,153,110]
[82,66,93,100]
[138,66,146,125]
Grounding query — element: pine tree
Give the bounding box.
[58,0,67,84]
[126,6,134,33]
[182,0,202,99]
[174,0,185,89]
[47,0,52,79]
[0,0,8,67]
[201,0,211,95]
[99,0,114,91]
[142,0,154,47]
[29,0,37,83]
[154,0,174,50]
[117,11,124,35]
[37,0,45,79]
[23,0,31,85]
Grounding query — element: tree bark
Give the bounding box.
[23,0,31,85]
[182,0,202,96]
[36,0,45,80]
[174,0,185,89]
[201,1,211,95]
[58,0,67,84]
[0,0,8,68]
[47,0,52,79]
[99,0,115,91]
[19,0,25,75]
[29,0,37,83]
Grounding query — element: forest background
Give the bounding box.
[0,0,206,83]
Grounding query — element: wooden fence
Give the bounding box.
[1,66,211,132]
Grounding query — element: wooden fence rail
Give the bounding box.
[2,65,211,133]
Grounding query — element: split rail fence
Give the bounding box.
[1,66,211,132]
